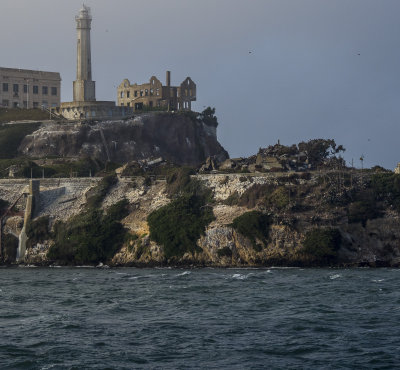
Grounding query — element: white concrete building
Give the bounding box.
[0,67,61,109]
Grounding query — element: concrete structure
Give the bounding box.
[58,5,131,120]
[117,71,196,111]
[0,67,61,109]
[73,5,95,102]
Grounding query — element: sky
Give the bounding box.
[1,0,399,169]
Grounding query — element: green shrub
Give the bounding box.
[238,184,273,208]
[302,228,341,264]
[231,211,271,247]
[26,216,50,247]
[223,191,240,206]
[0,198,9,214]
[47,199,128,264]
[0,108,49,123]
[0,122,42,158]
[125,233,139,253]
[166,167,195,196]
[147,194,215,259]
[265,187,290,210]
[348,199,379,226]
[217,247,232,258]
[199,107,219,128]
[86,173,117,208]
[3,234,18,263]
[371,173,400,212]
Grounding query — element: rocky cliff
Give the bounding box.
[2,170,399,268]
[19,112,228,166]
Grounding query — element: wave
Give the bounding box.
[176,271,191,277]
[329,274,342,280]
[231,273,254,280]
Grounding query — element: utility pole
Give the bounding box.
[360,155,365,186]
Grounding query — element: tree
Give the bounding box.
[298,139,345,167]
[199,107,218,127]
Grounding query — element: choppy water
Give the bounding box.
[1,267,400,369]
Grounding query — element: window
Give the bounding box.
[156,88,160,96]
[33,86,39,94]
[150,89,154,96]
[2,99,9,107]
[33,102,39,108]
[140,90,143,97]
[134,91,138,97]
[145,89,148,96]
[51,87,57,96]
[2,83,8,92]
[120,91,124,98]
[13,102,19,108]
[24,85,28,93]
[42,86,48,95]
[23,101,28,108]
[127,91,130,98]
[127,102,130,107]
[13,84,19,93]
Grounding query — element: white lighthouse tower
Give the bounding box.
[59,5,131,120]
[73,5,96,102]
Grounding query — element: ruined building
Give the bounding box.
[0,67,61,109]
[117,71,196,111]
[58,5,130,120]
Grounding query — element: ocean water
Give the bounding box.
[0,267,399,369]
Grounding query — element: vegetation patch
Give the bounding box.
[265,186,291,210]
[0,108,50,124]
[147,194,215,259]
[165,167,195,196]
[238,184,273,208]
[371,173,400,212]
[3,234,18,264]
[86,173,118,208]
[26,216,51,248]
[301,228,341,264]
[217,247,232,258]
[0,198,9,215]
[47,199,129,264]
[0,122,42,158]
[231,211,271,248]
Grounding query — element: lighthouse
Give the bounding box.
[73,4,96,102]
[59,5,131,120]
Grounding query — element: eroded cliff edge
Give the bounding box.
[18,112,228,166]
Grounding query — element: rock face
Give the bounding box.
[2,172,400,267]
[19,113,228,166]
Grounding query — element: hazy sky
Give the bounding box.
[1,0,399,169]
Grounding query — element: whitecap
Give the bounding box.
[329,274,342,280]
[372,279,385,283]
[176,271,191,277]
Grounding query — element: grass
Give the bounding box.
[0,108,50,123]
[0,122,42,158]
